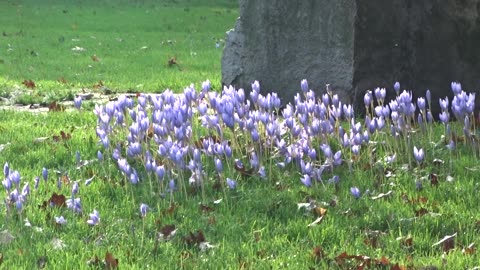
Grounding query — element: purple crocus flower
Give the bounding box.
[300,174,312,187]
[156,165,165,181]
[42,167,48,182]
[300,79,308,93]
[97,151,103,162]
[55,216,67,225]
[168,179,176,192]
[66,197,82,213]
[117,158,131,175]
[258,166,266,179]
[72,181,79,196]
[426,89,431,106]
[439,111,449,124]
[226,178,237,190]
[87,209,100,226]
[364,91,372,107]
[9,170,20,187]
[439,97,449,111]
[130,170,139,184]
[3,162,9,178]
[417,97,426,111]
[21,182,30,197]
[333,151,342,166]
[15,196,24,211]
[413,146,425,164]
[2,178,11,191]
[451,81,462,95]
[74,95,82,110]
[394,82,400,95]
[214,158,223,173]
[140,203,149,218]
[350,187,361,199]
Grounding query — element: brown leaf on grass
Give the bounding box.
[462,243,475,255]
[93,80,104,89]
[400,237,414,248]
[335,252,371,268]
[22,79,36,89]
[430,173,439,187]
[329,198,337,207]
[371,190,393,200]
[313,207,327,217]
[105,251,118,269]
[233,160,256,177]
[312,245,326,262]
[57,77,68,84]
[414,207,429,217]
[167,56,177,66]
[41,193,66,208]
[199,204,214,213]
[91,55,100,62]
[53,130,71,142]
[374,256,390,266]
[161,203,177,216]
[432,232,457,253]
[402,193,429,205]
[364,235,379,248]
[183,230,206,247]
[48,101,65,112]
[390,263,407,270]
[158,224,176,240]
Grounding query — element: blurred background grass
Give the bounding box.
[0,0,238,96]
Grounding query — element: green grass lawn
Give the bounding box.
[1,1,480,270]
[0,0,237,104]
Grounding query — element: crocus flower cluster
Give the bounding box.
[2,162,30,212]
[91,78,476,195]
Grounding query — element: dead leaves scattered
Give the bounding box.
[22,79,36,89]
[183,230,205,246]
[157,224,176,241]
[52,130,71,142]
[48,101,66,112]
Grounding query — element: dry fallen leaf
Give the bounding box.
[462,242,475,255]
[307,216,324,227]
[158,224,176,241]
[371,190,393,200]
[22,79,36,89]
[104,251,118,269]
[432,232,457,253]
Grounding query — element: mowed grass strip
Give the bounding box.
[0,0,237,102]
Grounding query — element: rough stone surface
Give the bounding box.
[222,0,480,114]
[222,0,356,105]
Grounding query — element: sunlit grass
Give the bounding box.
[0,1,480,269]
[0,0,237,104]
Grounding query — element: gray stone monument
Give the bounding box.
[222,0,480,114]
